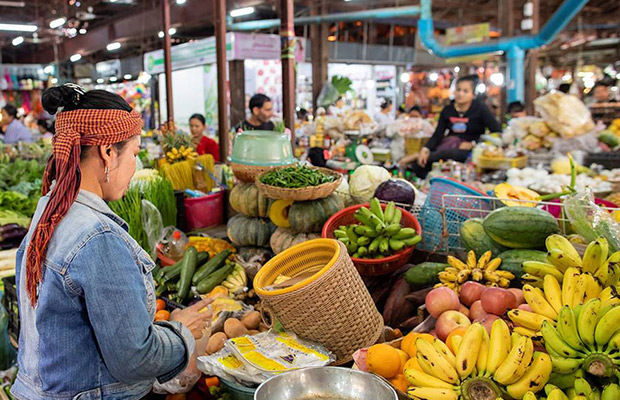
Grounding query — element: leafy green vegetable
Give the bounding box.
[0,210,30,228]
[259,165,336,188]
[0,191,38,217]
[331,75,353,95]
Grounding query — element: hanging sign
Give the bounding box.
[445,23,490,45]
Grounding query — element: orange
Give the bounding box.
[155,309,171,321]
[446,327,467,354]
[388,374,410,393]
[403,357,423,373]
[366,344,401,379]
[395,348,409,372]
[401,333,434,358]
[156,299,166,312]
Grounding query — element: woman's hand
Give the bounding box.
[459,141,474,150]
[418,147,430,168]
[170,298,214,339]
[398,153,417,167]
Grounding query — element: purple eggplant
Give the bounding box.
[383,278,415,328]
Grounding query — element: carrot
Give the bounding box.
[205,376,220,388]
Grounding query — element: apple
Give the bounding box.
[459,305,470,319]
[508,288,525,306]
[436,310,472,341]
[425,287,461,318]
[518,304,534,312]
[481,287,517,316]
[429,329,438,338]
[470,300,487,321]
[460,281,486,306]
[474,314,501,335]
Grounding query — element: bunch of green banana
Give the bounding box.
[221,263,247,295]
[540,298,620,382]
[437,250,514,293]
[333,198,421,259]
[522,235,620,291]
[522,380,620,400]
[405,320,552,400]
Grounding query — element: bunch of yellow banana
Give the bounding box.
[405,320,551,400]
[437,250,514,292]
[540,298,620,383]
[221,263,247,295]
[522,379,620,400]
[166,145,198,163]
[522,235,620,290]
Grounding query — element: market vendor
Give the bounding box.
[399,75,502,178]
[12,84,213,400]
[189,113,220,161]
[374,98,395,126]
[37,118,55,140]
[507,101,527,119]
[328,97,347,116]
[0,104,33,144]
[233,93,275,132]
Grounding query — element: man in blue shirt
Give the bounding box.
[1,104,33,144]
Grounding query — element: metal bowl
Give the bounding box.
[254,367,398,400]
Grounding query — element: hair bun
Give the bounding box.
[42,83,85,115]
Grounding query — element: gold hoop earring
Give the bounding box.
[105,166,110,183]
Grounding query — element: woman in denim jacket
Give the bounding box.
[12,85,212,400]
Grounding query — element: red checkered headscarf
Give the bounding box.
[26,107,143,306]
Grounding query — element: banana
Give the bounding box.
[416,339,460,385]
[392,208,402,226]
[572,273,589,307]
[594,304,620,347]
[544,275,564,314]
[522,273,545,289]
[439,271,458,282]
[548,248,583,272]
[547,234,583,269]
[578,298,602,351]
[477,251,492,270]
[407,387,458,400]
[557,306,586,352]
[604,252,620,286]
[383,201,395,224]
[498,277,511,288]
[549,354,582,374]
[541,320,582,358]
[447,255,468,271]
[369,198,384,221]
[495,270,515,280]
[511,332,522,348]
[433,338,457,369]
[523,391,538,400]
[476,327,490,376]
[486,318,511,376]
[547,388,570,400]
[456,269,471,284]
[583,273,602,303]
[403,368,455,390]
[523,261,565,282]
[485,257,502,272]
[562,268,582,307]
[606,330,620,352]
[582,238,609,274]
[513,326,539,338]
[494,336,534,385]
[455,323,484,379]
[523,284,558,320]
[508,309,554,331]
[472,269,483,282]
[416,350,441,377]
[574,377,593,398]
[483,270,501,283]
[602,383,620,400]
[506,352,552,399]
[467,250,477,269]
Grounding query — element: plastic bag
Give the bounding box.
[152,325,201,394]
[317,82,340,108]
[209,298,254,334]
[564,189,620,252]
[0,300,16,370]
[141,200,163,258]
[534,92,595,138]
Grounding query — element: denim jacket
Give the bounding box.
[12,190,192,400]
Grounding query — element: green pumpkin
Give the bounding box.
[270,228,321,254]
[229,183,272,217]
[288,194,344,233]
[227,214,276,247]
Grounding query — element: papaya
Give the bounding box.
[482,207,559,249]
[459,218,508,258]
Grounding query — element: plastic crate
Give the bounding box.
[2,276,18,344]
[584,152,620,170]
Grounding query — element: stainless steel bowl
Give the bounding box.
[254,367,398,400]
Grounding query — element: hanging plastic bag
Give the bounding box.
[564,189,620,252]
[0,298,16,371]
[152,326,202,394]
[141,199,164,258]
[317,82,339,108]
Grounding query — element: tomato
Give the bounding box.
[155,310,171,321]
[156,299,166,312]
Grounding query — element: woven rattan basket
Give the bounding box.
[253,239,384,362]
[231,162,295,183]
[255,167,343,201]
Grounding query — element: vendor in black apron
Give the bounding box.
[399,75,502,178]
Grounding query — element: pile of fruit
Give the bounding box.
[436,250,515,291]
[333,198,421,259]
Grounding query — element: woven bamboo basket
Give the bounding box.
[253,239,384,362]
[231,162,295,183]
[255,167,343,201]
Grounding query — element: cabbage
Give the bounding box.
[349,165,391,204]
[335,178,353,207]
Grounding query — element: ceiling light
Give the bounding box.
[12,36,24,46]
[124,74,132,80]
[109,0,118,2]
[158,31,164,38]
[51,78,58,84]
[106,42,121,51]
[67,28,77,35]
[0,2,26,7]
[477,83,487,93]
[0,23,38,32]
[490,72,504,86]
[429,72,439,81]
[230,6,254,17]
[168,27,176,35]
[365,80,375,89]
[43,65,54,74]
[50,17,66,29]
[70,53,82,62]
[327,35,336,42]
[176,0,186,4]
[97,78,104,83]
[454,66,460,73]
[79,28,87,34]
[110,77,118,82]
[400,72,410,83]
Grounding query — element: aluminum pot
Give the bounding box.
[254,367,398,400]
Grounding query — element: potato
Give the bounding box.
[248,330,260,335]
[258,322,270,332]
[224,318,249,338]
[206,332,228,355]
[241,311,261,330]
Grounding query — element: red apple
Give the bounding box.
[429,329,438,338]
[508,288,525,306]
[469,300,487,321]
[460,281,486,306]
[425,287,461,318]
[459,305,470,319]
[481,287,516,316]
[474,314,501,335]
[518,304,534,312]
[436,310,472,341]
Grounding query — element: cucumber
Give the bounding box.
[196,251,209,265]
[196,263,234,294]
[161,250,207,283]
[176,246,198,301]
[404,262,450,288]
[192,250,232,285]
